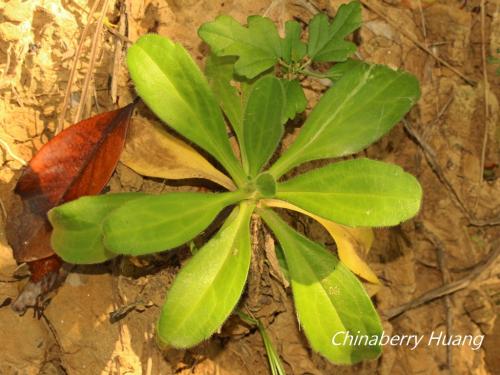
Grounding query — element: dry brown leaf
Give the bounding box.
[121,117,236,190]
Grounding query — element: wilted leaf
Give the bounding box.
[276,158,422,227]
[263,199,378,284]
[121,117,235,190]
[198,15,281,79]
[158,203,253,347]
[269,63,420,177]
[260,208,382,364]
[103,191,245,255]
[127,34,245,186]
[6,103,135,263]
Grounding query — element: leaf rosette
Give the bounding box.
[49,4,422,365]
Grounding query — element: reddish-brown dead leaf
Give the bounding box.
[6,103,135,264]
[7,102,136,314]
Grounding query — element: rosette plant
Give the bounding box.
[48,4,422,365]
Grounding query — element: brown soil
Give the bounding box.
[1,0,499,374]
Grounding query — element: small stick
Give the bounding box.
[75,0,112,123]
[403,119,500,227]
[105,24,134,45]
[360,0,475,86]
[479,0,490,182]
[383,244,499,319]
[57,0,102,134]
[416,0,428,41]
[423,226,453,369]
[111,1,127,104]
[292,0,320,15]
[0,137,27,166]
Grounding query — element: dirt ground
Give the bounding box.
[0,0,499,374]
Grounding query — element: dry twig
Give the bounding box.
[75,0,112,123]
[0,138,27,166]
[360,0,475,85]
[111,1,127,104]
[479,0,490,182]
[383,244,500,319]
[403,119,500,227]
[57,0,102,134]
[422,226,453,369]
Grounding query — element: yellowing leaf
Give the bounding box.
[263,199,379,284]
[121,117,235,190]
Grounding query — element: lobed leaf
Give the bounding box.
[127,34,245,186]
[120,117,235,190]
[158,203,254,347]
[199,15,281,79]
[281,79,307,121]
[103,191,245,255]
[263,199,378,284]
[259,208,382,364]
[281,20,306,64]
[48,193,144,264]
[307,1,362,62]
[276,158,422,227]
[269,63,420,177]
[242,75,285,176]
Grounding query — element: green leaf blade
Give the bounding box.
[308,2,362,62]
[281,79,307,121]
[48,193,144,264]
[205,54,243,139]
[276,158,422,227]
[260,208,382,364]
[103,191,244,255]
[126,34,245,185]
[158,203,254,348]
[281,20,306,63]
[242,75,285,176]
[327,59,365,82]
[199,15,281,79]
[269,63,420,177]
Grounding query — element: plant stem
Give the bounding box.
[237,310,287,375]
[299,68,331,79]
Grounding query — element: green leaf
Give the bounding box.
[269,63,420,177]
[307,2,362,62]
[276,158,422,227]
[205,54,243,139]
[103,191,245,255]
[48,193,144,264]
[158,202,254,347]
[255,172,276,198]
[281,79,307,121]
[242,75,285,176]
[199,15,281,79]
[326,59,365,81]
[127,34,245,186]
[281,20,306,63]
[259,208,382,364]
